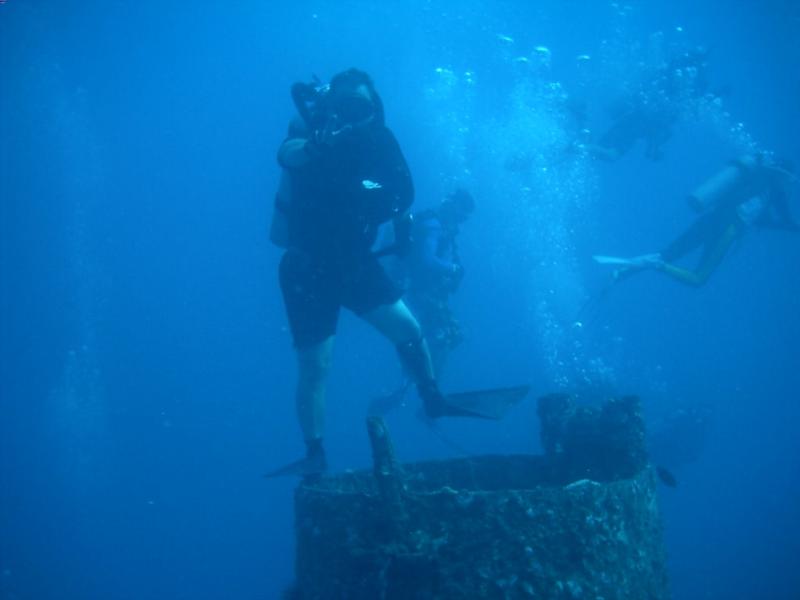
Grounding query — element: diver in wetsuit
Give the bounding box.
[599,154,797,286]
[405,189,474,377]
[270,69,480,477]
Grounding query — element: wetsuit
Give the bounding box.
[278,125,413,347]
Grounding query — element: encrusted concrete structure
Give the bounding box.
[290,395,669,599]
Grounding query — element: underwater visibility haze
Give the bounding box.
[2,1,799,598]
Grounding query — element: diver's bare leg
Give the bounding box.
[363,300,491,420]
[363,301,432,416]
[362,300,460,418]
[264,336,334,477]
[362,299,424,345]
[295,336,334,442]
[362,300,436,380]
[659,222,741,287]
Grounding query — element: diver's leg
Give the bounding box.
[606,213,720,280]
[659,222,742,287]
[362,298,424,346]
[276,249,337,474]
[660,211,719,263]
[625,211,728,284]
[295,336,334,444]
[365,302,422,416]
[262,336,333,477]
[351,257,480,418]
[263,333,335,477]
[361,300,436,387]
[362,301,450,417]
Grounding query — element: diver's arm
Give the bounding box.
[277,137,319,169]
[419,221,458,275]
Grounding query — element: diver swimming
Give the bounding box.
[589,46,712,162]
[594,153,798,286]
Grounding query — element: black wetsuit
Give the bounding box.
[278,125,414,348]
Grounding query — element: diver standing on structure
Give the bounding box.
[268,69,491,477]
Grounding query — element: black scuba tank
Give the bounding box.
[269,117,309,248]
[269,171,292,248]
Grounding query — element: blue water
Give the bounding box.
[2,1,798,598]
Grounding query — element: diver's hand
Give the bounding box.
[311,116,355,149]
[303,125,345,159]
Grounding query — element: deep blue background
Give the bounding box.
[2,1,798,599]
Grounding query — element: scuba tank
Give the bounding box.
[269,82,326,248]
[687,154,760,213]
[269,171,292,248]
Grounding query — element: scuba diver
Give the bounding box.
[368,189,475,416]
[594,153,798,286]
[267,69,513,478]
[590,47,711,162]
[406,189,474,375]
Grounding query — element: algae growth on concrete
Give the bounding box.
[289,395,670,599]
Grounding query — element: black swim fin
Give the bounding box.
[263,453,328,479]
[433,385,531,420]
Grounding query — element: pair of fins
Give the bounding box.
[264,384,531,479]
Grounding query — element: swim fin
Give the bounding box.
[263,453,328,479]
[437,385,531,420]
[593,254,663,268]
[592,255,637,266]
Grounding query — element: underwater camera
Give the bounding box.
[291,78,331,130]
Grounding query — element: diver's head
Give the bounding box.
[326,68,385,128]
[439,189,475,225]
